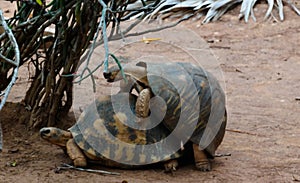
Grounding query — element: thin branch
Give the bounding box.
[0,10,20,151]
[76,9,191,90]
[128,16,190,37]
[56,163,120,175]
[287,0,300,15]
[21,1,77,59]
[73,62,104,84]
[0,53,18,66]
[111,14,191,42]
[76,0,110,90]
[214,153,231,157]
[0,10,20,111]
[98,0,110,73]
[226,129,264,137]
[78,4,106,84]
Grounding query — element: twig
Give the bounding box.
[287,0,300,16]
[0,10,20,111]
[77,4,191,88]
[76,0,130,89]
[0,53,18,66]
[98,0,110,73]
[80,3,105,79]
[88,13,191,54]
[73,53,125,85]
[209,45,231,49]
[114,14,192,41]
[21,1,77,59]
[226,129,261,136]
[56,163,120,175]
[214,153,231,157]
[0,10,20,151]
[81,13,190,65]
[76,0,110,90]
[73,62,103,84]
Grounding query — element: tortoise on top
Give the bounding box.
[40,93,182,172]
[104,61,227,171]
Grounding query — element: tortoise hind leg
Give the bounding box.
[193,144,211,171]
[164,159,179,172]
[66,139,87,167]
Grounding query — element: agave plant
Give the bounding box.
[127,0,300,23]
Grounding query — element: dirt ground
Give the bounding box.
[1,2,300,183]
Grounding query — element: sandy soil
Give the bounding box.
[0,2,300,183]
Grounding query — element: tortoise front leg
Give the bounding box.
[66,139,87,167]
[193,144,211,171]
[135,88,152,118]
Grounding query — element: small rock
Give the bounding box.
[293,174,300,182]
[8,148,19,154]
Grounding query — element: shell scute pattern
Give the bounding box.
[143,62,226,157]
[69,93,181,166]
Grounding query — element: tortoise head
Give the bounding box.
[40,127,72,147]
[103,65,122,82]
[103,63,148,84]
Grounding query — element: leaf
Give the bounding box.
[36,0,43,6]
[11,161,17,167]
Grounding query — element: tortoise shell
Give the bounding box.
[69,93,181,167]
[106,62,227,158]
[143,62,227,158]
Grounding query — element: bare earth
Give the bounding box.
[0,2,300,183]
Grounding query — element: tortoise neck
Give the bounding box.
[123,65,148,84]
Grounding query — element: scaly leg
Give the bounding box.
[193,144,211,171]
[66,139,87,167]
[135,88,152,119]
[164,159,179,173]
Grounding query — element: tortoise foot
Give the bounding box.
[67,139,87,167]
[195,160,211,171]
[73,157,87,167]
[193,144,211,171]
[164,159,178,173]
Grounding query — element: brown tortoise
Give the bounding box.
[40,93,183,171]
[104,61,227,171]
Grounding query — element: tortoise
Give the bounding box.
[103,61,227,171]
[40,92,183,171]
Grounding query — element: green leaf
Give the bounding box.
[11,161,17,167]
[36,0,43,6]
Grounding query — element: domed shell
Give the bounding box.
[143,62,227,158]
[69,93,181,167]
